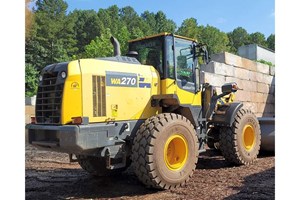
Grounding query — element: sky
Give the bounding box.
[64,0,275,37]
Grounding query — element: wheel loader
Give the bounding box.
[26,32,261,189]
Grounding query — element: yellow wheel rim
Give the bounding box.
[164,134,188,171]
[243,125,256,151]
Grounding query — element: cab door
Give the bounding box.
[162,36,201,106]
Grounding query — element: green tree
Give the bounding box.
[130,27,145,40]
[31,0,76,66]
[176,18,199,39]
[70,10,102,54]
[198,25,230,54]
[120,6,142,32]
[249,32,267,47]
[25,63,39,97]
[267,34,275,51]
[141,11,156,35]
[155,11,176,33]
[84,29,113,58]
[26,0,34,39]
[227,27,250,53]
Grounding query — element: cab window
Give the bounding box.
[129,38,163,77]
[174,38,195,91]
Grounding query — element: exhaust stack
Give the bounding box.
[110,36,121,56]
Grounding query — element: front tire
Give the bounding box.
[131,113,199,189]
[219,108,261,165]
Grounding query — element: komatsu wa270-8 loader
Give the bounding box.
[27,33,261,189]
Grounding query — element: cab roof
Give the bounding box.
[128,32,197,43]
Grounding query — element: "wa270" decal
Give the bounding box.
[106,71,137,87]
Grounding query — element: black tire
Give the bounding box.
[76,155,128,176]
[219,108,261,165]
[131,113,199,189]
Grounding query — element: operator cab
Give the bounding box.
[128,32,208,93]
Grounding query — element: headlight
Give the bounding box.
[39,75,43,82]
[61,71,67,79]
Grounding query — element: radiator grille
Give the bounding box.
[36,72,64,124]
[92,76,106,117]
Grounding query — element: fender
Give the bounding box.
[210,102,243,127]
[151,94,202,127]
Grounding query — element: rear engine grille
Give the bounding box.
[92,75,106,117]
[36,72,64,124]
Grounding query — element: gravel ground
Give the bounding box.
[25,142,275,200]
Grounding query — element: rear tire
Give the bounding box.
[219,108,261,165]
[131,113,199,189]
[77,155,128,176]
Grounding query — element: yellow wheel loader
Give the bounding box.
[27,33,261,189]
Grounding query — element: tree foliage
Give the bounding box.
[198,25,230,54]
[249,32,267,47]
[84,29,113,58]
[25,63,39,97]
[267,34,275,51]
[25,0,34,39]
[177,18,199,39]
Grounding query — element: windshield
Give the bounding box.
[129,37,163,77]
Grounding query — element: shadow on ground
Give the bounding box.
[224,167,275,200]
[26,167,159,200]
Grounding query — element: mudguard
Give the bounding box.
[210,102,243,127]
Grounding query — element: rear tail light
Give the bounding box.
[71,117,83,125]
[31,117,36,124]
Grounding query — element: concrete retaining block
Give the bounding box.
[235,67,250,80]
[202,72,225,87]
[269,66,275,76]
[264,74,274,85]
[235,90,251,102]
[256,72,264,83]
[257,103,266,113]
[257,83,270,94]
[211,52,257,71]
[251,92,265,103]
[249,71,258,82]
[241,58,257,72]
[202,62,235,77]
[243,102,257,113]
[256,112,263,117]
[240,80,257,92]
[203,52,275,116]
[256,73,274,85]
[257,62,270,74]
[225,77,243,89]
[25,105,35,124]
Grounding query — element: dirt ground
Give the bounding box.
[25,139,275,200]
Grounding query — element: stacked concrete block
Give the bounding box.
[201,52,275,117]
[25,105,35,124]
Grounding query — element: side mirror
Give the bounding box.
[193,43,210,64]
[221,82,239,94]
